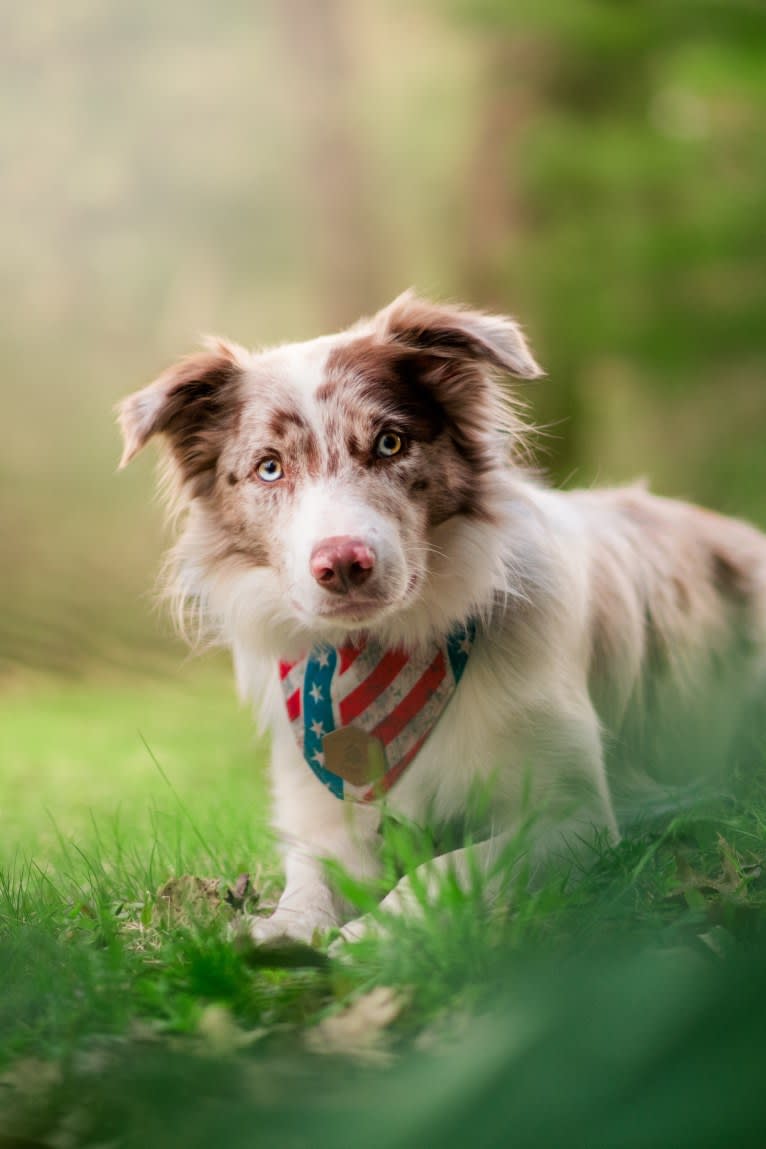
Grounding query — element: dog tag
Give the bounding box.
[323,728,387,788]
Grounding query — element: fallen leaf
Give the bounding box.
[671,836,755,902]
[306,987,405,1063]
[156,875,221,908]
[196,1005,266,1056]
[224,872,252,911]
[0,1058,62,1101]
[0,1058,63,1147]
[152,875,226,927]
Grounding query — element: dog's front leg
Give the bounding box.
[335,802,610,947]
[249,728,381,945]
[337,833,514,944]
[337,695,619,945]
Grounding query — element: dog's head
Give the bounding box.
[118,292,542,654]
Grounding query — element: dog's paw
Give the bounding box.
[328,883,424,957]
[338,914,376,944]
[327,913,380,959]
[247,909,336,947]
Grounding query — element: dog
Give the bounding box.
[118,292,766,945]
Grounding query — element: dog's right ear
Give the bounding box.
[117,340,244,491]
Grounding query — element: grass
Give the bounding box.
[2,665,766,1147]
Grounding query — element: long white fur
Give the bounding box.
[119,296,766,946]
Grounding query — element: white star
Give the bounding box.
[311,750,325,767]
[316,649,330,668]
[310,719,325,738]
[459,637,472,656]
[309,683,323,703]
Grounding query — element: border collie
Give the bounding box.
[119,292,766,944]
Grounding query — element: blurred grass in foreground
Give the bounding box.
[6,939,766,1149]
[1,673,766,1146]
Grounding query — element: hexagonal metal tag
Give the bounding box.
[322,727,388,788]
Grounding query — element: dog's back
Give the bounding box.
[571,483,766,780]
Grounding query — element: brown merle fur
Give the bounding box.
[119,343,243,498]
[119,291,765,727]
[122,301,539,579]
[322,336,506,525]
[117,293,766,950]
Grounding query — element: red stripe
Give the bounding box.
[285,687,301,721]
[279,660,297,680]
[339,649,410,725]
[371,652,446,747]
[362,733,426,802]
[338,644,365,675]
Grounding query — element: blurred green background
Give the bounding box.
[1,6,766,1142]
[1,0,765,680]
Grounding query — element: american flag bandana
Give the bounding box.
[278,620,477,802]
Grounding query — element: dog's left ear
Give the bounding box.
[376,290,544,380]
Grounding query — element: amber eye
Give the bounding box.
[256,456,283,483]
[375,430,404,458]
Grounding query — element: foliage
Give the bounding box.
[452,0,766,514]
[1,0,764,674]
[1,676,766,1144]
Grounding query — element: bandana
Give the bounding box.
[278,620,477,802]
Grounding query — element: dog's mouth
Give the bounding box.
[320,601,387,620]
[287,571,423,631]
[290,596,392,625]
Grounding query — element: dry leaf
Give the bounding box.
[306,987,404,1063]
[224,873,253,911]
[196,1005,266,1056]
[0,1057,62,1100]
[156,874,221,908]
[0,1057,62,1147]
[672,836,755,902]
[151,875,227,928]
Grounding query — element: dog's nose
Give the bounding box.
[310,536,376,594]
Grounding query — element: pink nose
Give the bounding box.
[310,536,376,594]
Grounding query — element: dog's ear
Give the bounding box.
[118,340,244,492]
[376,290,543,380]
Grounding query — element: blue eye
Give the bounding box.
[256,456,283,482]
[375,430,404,458]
